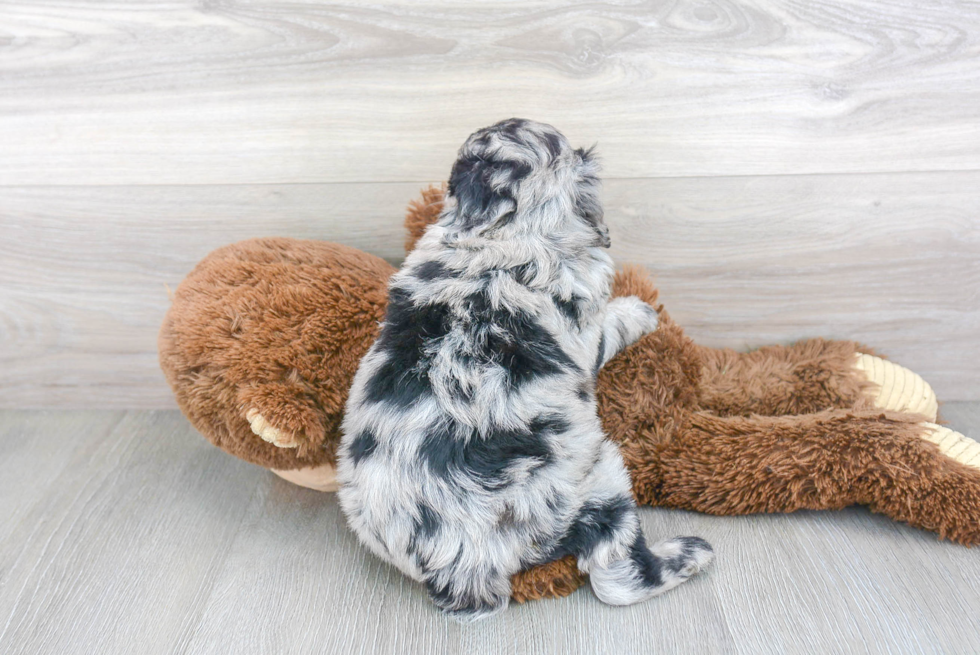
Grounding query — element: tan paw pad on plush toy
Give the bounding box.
[921,423,980,471]
[246,409,299,448]
[854,354,938,421]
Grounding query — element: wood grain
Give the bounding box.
[0,410,124,551]
[1,0,979,184]
[0,411,266,654]
[1,409,979,654]
[2,171,977,408]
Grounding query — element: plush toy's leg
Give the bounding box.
[698,339,937,421]
[639,410,980,546]
[244,409,340,491]
[920,423,980,470]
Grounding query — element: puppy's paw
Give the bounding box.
[634,299,660,335]
[651,536,715,578]
[608,295,659,338]
[246,409,299,448]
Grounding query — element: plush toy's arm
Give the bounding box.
[698,340,939,422]
[696,339,874,417]
[630,409,980,546]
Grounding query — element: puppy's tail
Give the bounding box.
[589,534,714,605]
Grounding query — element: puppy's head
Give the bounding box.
[445,118,609,249]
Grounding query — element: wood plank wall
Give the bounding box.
[1,0,978,407]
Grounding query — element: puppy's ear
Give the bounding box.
[573,146,609,247]
[447,151,530,229]
[573,147,602,225]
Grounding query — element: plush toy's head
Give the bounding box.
[158,238,394,472]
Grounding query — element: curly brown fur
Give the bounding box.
[510,555,586,603]
[649,410,980,545]
[698,339,879,417]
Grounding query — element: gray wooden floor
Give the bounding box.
[2,406,979,655]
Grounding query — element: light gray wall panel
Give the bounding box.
[2,173,977,407]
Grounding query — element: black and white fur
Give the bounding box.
[337,119,713,620]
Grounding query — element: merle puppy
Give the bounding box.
[338,119,713,620]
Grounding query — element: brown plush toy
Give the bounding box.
[159,185,980,602]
